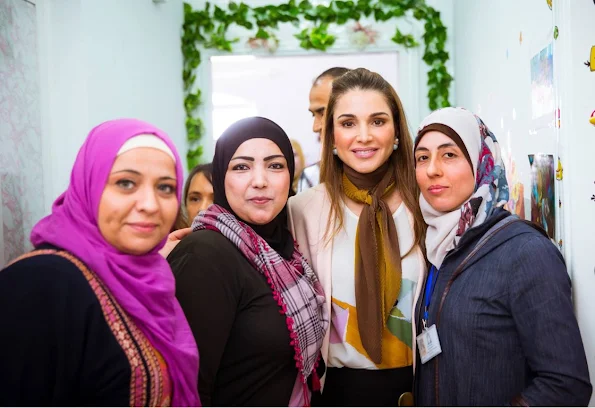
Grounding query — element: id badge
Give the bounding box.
[416,324,442,364]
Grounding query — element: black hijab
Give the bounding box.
[212,117,295,259]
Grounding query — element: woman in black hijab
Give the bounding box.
[210,117,295,258]
[168,117,328,406]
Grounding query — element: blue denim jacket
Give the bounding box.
[414,208,592,406]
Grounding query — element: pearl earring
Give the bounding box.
[393,139,399,151]
[332,147,338,155]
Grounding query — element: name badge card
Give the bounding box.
[416,324,442,364]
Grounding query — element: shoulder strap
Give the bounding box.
[451,215,522,277]
[473,215,550,254]
[473,215,520,250]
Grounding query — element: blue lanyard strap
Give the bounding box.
[423,266,439,323]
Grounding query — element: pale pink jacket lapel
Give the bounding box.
[288,185,333,366]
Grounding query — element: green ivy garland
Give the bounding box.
[182,0,453,168]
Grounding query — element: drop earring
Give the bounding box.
[332,147,338,155]
[393,139,399,151]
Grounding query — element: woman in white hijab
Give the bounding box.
[412,107,591,406]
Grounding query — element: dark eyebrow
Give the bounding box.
[337,112,390,120]
[111,169,175,181]
[231,154,286,162]
[415,142,457,152]
[264,154,286,161]
[438,142,457,149]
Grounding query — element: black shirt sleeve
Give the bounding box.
[168,230,243,406]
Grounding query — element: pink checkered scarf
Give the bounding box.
[192,205,328,400]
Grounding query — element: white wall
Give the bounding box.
[454,0,595,404]
[37,0,186,214]
[557,2,595,404]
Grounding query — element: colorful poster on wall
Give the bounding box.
[530,43,555,120]
[505,156,526,219]
[528,154,556,239]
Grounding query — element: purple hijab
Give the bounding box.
[31,119,200,407]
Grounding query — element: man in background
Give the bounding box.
[296,67,350,193]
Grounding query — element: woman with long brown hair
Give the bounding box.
[288,68,427,406]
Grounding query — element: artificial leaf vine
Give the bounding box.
[182,0,453,167]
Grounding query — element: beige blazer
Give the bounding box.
[287,184,427,374]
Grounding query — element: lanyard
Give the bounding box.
[422,265,439,327]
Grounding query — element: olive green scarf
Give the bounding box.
[342,162,402,364]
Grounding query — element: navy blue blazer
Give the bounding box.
[414,208,592,406]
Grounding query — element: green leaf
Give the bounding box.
[187,146,204,170]
[349,9,361,20]
[299,0,312,10]
[214,5,226,21]
[184,93,201,115]
[256,27,270,39]
[238,20,253,29]
[391,28,419,48]
[186,117,204,142]
[374,8,386,21]
[413,8,425,19]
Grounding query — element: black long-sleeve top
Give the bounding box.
[168,229,297,406]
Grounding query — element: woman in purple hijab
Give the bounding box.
[0,119,201,407]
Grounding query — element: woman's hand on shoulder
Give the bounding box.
[159,227,192,258]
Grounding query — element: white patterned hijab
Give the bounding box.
[415,107,510,269]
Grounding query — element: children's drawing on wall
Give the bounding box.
[530,43,555,121]
[504,155,526,219]
[585,45,594,71]
[555,157,564,251]
[528,154,556,239]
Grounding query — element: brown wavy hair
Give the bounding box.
[320,68,426,250]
